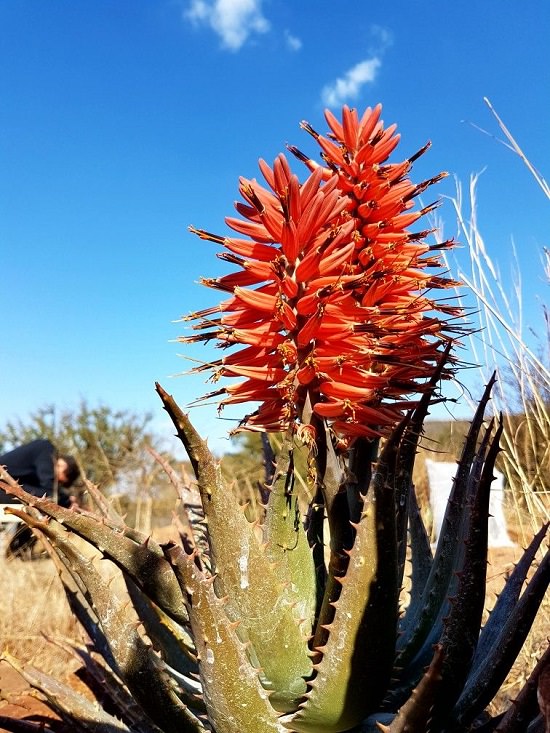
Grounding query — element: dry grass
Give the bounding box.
[444,98,550,543]
[446,106,550,717]
[0,541,79,682]
[0,528,128,689]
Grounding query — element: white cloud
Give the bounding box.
[321,57,381,108]
[185,0,270,51]
[284,29,302,51]
[369,25,393,52]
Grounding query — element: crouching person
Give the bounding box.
[0,439,80,558]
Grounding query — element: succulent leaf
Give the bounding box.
[449,541,550,729]
[147,444,209,562]
[382,644,445,733]
[494,643,550,732]
[165,543,285,733]
[0,652,133,733]
[158,383,313,711]
[428,419,502,727]
[263,446,317,646]
[289,450,399,732]
[472,521,549,671]
[46,637,166,733]
[396,375,497,664]
[407,484,433,610]
[7,509,205,733]
[124,576,199,675]
[1,483,188,626]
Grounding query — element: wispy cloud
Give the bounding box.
[369,24,393,52]
[284,29,302,51]
[185,0,270,51]
[321,57,381,108]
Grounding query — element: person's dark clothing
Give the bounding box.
[1,439,68,560]
[0,439,70,508]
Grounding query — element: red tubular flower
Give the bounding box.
[182,105,463,446]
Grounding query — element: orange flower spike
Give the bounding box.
[257,158,276,189]
[295,185,343,245]
[296,307,324,348]
[341,105,360,151]
[221,345,276,368]
[300,119,345,165]
[323,107,345,141]
[357,103,383,142]
[281,215,299,264]
[296,363,317,385]
[299,165,327,211]
[186,104,462,445]
[239,181,284,242]
[287,174,302,223]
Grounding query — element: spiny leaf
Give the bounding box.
[450,540,550,729]
[1,482,187,626]
[382,645,445,733]
[124,576,198,674]
[165,542,285,733]
[158,384,312,711]
[407,484,433,611]
[7,509,205,733]
[386,343,453,592]
[263,445,317,650]
[494,643,550,732]
[1,652,132,733]
[147,444,209,564]
[46,637,164,733]
[388,416,500,711]
[429,419,501,727]
[472,521,549,671]
[289,451,399,733]
[396,374,496,664]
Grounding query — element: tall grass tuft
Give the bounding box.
[449,98,549,541]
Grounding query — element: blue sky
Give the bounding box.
[1,1,549,455]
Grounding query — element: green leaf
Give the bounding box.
[125,576,198,676]
[165,543,285,733]
[289,452,399,733]
[158,385,313,711]
[263,447,317,650]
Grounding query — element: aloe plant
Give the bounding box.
[1,103,549,732]
[1,374,549,732]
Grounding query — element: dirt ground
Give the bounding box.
[0,664,81,732]
[0,544,533,731]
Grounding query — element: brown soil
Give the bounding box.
[0,663,65,731]
[0,544,537,731]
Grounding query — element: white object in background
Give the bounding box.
[425,459,514,548]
